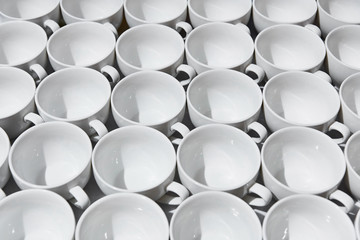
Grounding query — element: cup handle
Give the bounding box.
[245,64,265,84]
[235,22,251,35]
[0,188,5,201]
[29,64,47,85]
[305,23,322,37]
[103,22,118,38]
[69,186,90,210]
[101,65,120,85]
[328,121,351,144]
[169,122,190,145]
[314,70,332,84]
[329,189,355,213]
[243,183,273,207]
[89,119,108,142]
[247,122,268,143]
[176,64,196,86]
[157,181,190,205]
[24,112,44,126]
[43,19,60,36]
[175,21,193,40]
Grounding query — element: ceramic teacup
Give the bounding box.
[188,0,252,28]
[187,69,267,143]
[0,189,75,240]
[344,131,360,201]
[325,25,360,87]
[9,121,92,209]
[355,209,360,240]
[76,193,169,240]
[0,128,10,200]
[170,191,262,240]
[263,194,356,240]
[177,124,272,207]
[263,71,350,144]
[318,0,360,37]
[262,127,354,213]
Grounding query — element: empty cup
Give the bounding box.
[0,127,10,200]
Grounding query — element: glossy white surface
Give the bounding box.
[345,132,360,200]
[76,193,169,240]
[263,195,356,240]
[170,191,262,240]
[0,128,10,188]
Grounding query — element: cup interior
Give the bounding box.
[188,70,262,123]
[36,68,111,121]
[340,73,360,116]
[10,122,91,187]
[0,68,35,119]
[0,0,59,19]
[0,21,47,66]
[186,23,253,68]
[112,72,185,125]
[178,125,260,190]
[256,25,325,70]
[77,194,169,239]
[318,0,360,23]
[93,126,175,191]
[345,133,360,178]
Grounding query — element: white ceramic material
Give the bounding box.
[34,68,111,141]
[0,21,48,82]
[262,127,354,213]
[325,25,360,87]
[185,22,264,82]
[318,0,360,37]
[0,189,75,240]
[255,24,325,80]
[9,121,92,209]
[187,69,267,143]
[177,124,272,207]
[170,191,262,240]
[345,131,360,201]
[355,209,360,240]
[47,22,120,84]
[0,128,10,200]
[252,0,318,33]
[263,71,350,144]
[92,125,189,205]
[188,0,252,28]
[263,194,356,240]
[76,193,169,240]
[111,71,190,141]
[60,0,123,37]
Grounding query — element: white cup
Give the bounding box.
[111,70,190,141]
[325,25,360,87]
[170,191,262,240]
[187,69,267,143]
[185,22,264,82]
[0,21,48,82]
[344,131,360,201]
[60,0,123,37]
[263,71,350,144]
[262,127,354,213]
[124,0,192,39]
[76,193,169,240]
[177,124,272,207]
[252,0,318,33]
[92,125,189,205]
[255,24,325,80]
[263,194,356,240]
[9,121,92,209]
[318,0,360,37]
[188,0,252,28]
[0,189,75,240]
[47,22,120,84]
[0,128,10,200]
[355,209,360,240]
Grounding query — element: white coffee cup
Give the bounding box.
[92,125,189,205]
[188,0,252,28]
[0,0,60,34]
[263,194,356,240]
[263,71,350,144]
[255,24,325,80]
[60,0,123,37]
[355,208,360,240]
[262,127,354,213]
[177,124,272,207]
[318,0,360,37]
[0,128,10,200]
[170,191,262,240]
[47,22,120,84]
[252,0,318,33]
[111,70,190,141]
[325,25,360,87]
[9,121,92,209]
[344,131,360,201]
[0,189,75,240]
[76,193,169,240]
[0,21,48,82]
[187,69,267,143]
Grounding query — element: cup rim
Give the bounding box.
[0,127,10,168]
[344,131,360,182]
[317,0,360,24]
[339,72,360,120]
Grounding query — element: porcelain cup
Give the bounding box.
[344,131,360,201]
[263,71,350,144]
[263,194,356,240]
[0,128,10,200]
[9,121,92,209]
[355,209,360,240]
[76,193,169,240]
